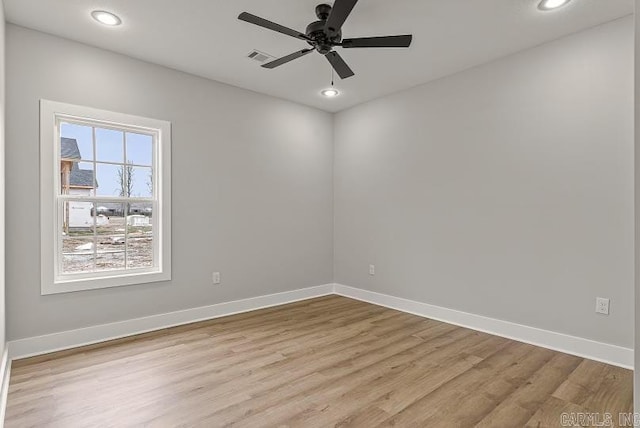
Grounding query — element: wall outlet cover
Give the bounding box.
[595,297,610,315]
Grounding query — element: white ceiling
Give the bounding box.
[4,0,633,112]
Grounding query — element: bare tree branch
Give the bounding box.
[117,162,135,198]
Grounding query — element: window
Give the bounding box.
[40,100,171,294]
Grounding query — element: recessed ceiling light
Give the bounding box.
[321,88,340,98]
[538,0,571,11]
[91,10,122,26]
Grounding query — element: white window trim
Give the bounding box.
[40,100,172,295]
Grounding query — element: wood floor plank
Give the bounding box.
[474,353,582,428]
[4,296,633,428]
[553,360,633,413]
[377,342,554,427]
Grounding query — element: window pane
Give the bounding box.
[62,237,95,274]
[60,122,93,161]
[96,249,125,272]
[128,202,152,216]
[95,163,125,197]
[61,200,96,275]
[95,207,126,239]
[127,209,153,269]
[96,128,124,163]
[62,161,95,196]
[97,203,125,217]
[126,133,153,166]
[131,166,153,198]
[63,200,95,230]
[95,203,126,272]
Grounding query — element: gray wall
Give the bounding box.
[6,25,334,340]
[334,17,634,348]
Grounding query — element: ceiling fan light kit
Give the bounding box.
[238,0,413,80]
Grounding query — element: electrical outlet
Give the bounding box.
[212,272,221,285]
[595,297,610,315]
[369,264,375,276]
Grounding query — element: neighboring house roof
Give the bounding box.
[62,137,96,188]
[61,137,82,160]
[70,163,95,188]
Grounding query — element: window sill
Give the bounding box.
[42,269,171,295]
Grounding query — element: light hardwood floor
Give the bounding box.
[5,296,633,427]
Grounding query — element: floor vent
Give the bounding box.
[247,50,274,63]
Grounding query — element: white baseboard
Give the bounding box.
[334,284,633,369]
[0,347,10,428]
[8,284,334,360]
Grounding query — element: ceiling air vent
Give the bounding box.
[247,49,274,63]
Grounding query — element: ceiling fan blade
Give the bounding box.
[342,35,413,48]
[326,51,355,79]
[324,0,358,35]
[262,49,314,69]
[238,12,310,41]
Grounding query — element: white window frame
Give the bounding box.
[40,100,172,295]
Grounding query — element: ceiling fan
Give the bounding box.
[238,0,413,79]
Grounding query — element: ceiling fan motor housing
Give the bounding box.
[307,4,341,55]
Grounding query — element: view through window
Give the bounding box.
[59,122,155,275]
